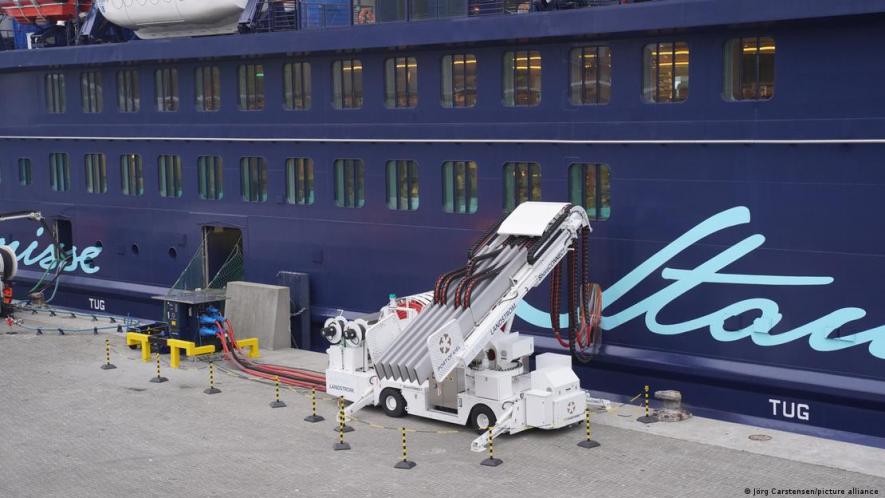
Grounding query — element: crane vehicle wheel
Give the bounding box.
[380,388,407,417]
[469,405,497,433]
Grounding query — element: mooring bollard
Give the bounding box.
[149,352,168,383]
[577,407,600,448]
[203,361,221,395]
[394,426,416,469]
[269,376,286,408]
[480,426,503,467]
[100,337,117,370]
[304,387,324,423]
[333,396,351,451]
[637,384,658,424]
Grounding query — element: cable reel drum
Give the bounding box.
[0,246,18,318]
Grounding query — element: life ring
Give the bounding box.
[357,7,375,24]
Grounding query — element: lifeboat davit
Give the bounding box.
[0,0,92,24]
[96,0,248,39]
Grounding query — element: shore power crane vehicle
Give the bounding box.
[323,202,600,451]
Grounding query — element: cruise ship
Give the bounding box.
[1,0,884,446]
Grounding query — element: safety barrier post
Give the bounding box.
[637,384,658,424]
[577,408,600,448]
[149,352,168,383]
[304,387,324,423]
[203,361,221,395]
[100,337,116,370]
[480,426,503,467]
[394,426,416,469]
[269,376,286,408]
[333,396,351,451]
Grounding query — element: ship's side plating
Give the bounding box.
[0,1,884,444]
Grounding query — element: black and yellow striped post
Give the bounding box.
[394,427,416,469]
[149,352,168,383]
[577,408,600,448]
[480,426,503,467]
[100,337,116,370]
[269,376,286,408]
[203,361,221,395]
[304,387,324,423]
[333,396,351,451]
[331,395,354,432]
[637,384,658,424]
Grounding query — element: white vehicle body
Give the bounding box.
[324,202,592,451]
[97,0,248,39]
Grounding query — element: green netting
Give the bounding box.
[168,238,243,296]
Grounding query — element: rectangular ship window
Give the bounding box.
[120,154,144,196]
[332,59,363,109]
[724,37,775,101]
[84,153,107,194]
[385,57,418,109]
[45,73,66,114]
[386,160,419,211]
[503,50,541,107]
[155,67,179,112]
[49,153,71,192]
[238,64,265,111]
[569,163,611,221]
[286,158,314,205]
[642,42,689,103]
[442,161,478,214]
[240,157,268,203]
[18,158,32,186]
[333,159,365,208]
[158,155,183,198]
[441,54,477,108]
[283,62,311,110]
[570,46,612,105]
[503,161,541,212]
[195,66,221,112]
[117,69,140,113]
[198,156,224,200]
[81,71,103,113]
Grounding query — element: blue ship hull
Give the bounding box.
[1,0,884,445]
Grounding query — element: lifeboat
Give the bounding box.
[96,0,248,39]
[0,0,92,24]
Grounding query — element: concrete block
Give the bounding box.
[225,281,290,351]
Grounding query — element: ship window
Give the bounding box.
[286,158,314,205]
[386,160,419,211]
[238,64,265,111]
[570,46,612,105]
[155,67,179,112]
[503,50,541,107]
[642,42,689,103]
[503,161,541,212]
[240,157,268,203]
[120,154,144,197]
[569,163,611,221]
[441,54,477,108]
[385,57,418,109]
[158,155,183,198]
[45,73,65,114]
[283,62,311,110]
[198,156,224,200]
[49,153,71,192]
[332,59,363,109]
[442,161,478,214]
[18,158,32,186]
[80,71,103,113]
[195,66,221,112]
[117,69,140,113]
[333,159,365,208]
[84,153,108,194]
[724,37,775,101]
